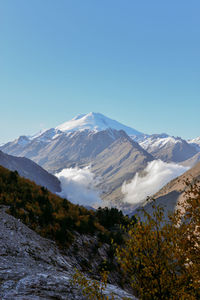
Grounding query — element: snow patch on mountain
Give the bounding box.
[188,137,200,151]
[15,136,30,146]
[56,112,142,136]
[122,160,189,208]
[29,128,62,143]
[29,129,48,140]
[137,134,182,152]
[55,166,102,207]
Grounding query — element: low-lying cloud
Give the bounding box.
[55,166,101,207]
[122,160,189,208]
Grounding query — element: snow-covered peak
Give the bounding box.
[14,136,30,146]
[56,112,142,136]
[28,129,48,140]
[188,137,200,151]
[188,136,200,145]
[137,134,182,152]
[31,128,63,143]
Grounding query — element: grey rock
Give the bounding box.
[1,129,153,203]
[135,134,198,163]
[0,207,135,299]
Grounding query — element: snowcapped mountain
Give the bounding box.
[1,113,199,167]
[136,134,184,152]
[134,133,198,163]
[1,112,199,203]
[2,113,142,151]
[0,122,153,203]
[1,113,199,166]
[56,112,142,136]
[188,137,200,151]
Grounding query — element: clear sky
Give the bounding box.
[0,0,200,144]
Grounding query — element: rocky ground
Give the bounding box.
[0,206,135,299]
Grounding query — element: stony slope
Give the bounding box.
[1,129,137,173]
[135,134,198,163]
[188,136,200,151]
[90,134,154,203]
[0,150,61,193]
[0,206,135,300]
[180,152,200,167]
[138,162,200,218]
[0,166,136,299]
[2,113,198,205]
[1,129,153,203]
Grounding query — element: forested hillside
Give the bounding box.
[0,165,134,248]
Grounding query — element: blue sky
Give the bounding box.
[0,0,200,144]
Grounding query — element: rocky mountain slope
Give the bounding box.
[180,152,200,167]
[90,133,154,203]
[0,128,145,172]
[0,165,136,299]
[188,136,200,151]
[1,113,199,204]
[0,150,61,193]
[0,206,135,300]
[1,128,154,203]
[135,134,198,163]
[138,162,200,218]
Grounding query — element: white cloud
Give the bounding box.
[122,160,189,208]
[55,166,102,207]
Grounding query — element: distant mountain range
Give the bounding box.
[135,133,198,163]
[1,112,199,203]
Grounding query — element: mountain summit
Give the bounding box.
[56,112,142,136]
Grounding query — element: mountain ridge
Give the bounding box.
[0,150,61,193]
[134,133,198,163]
[135,161,200,219]
[0,112,199,204]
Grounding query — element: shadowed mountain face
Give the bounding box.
[0,150,61,193]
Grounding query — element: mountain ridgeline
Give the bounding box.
[0,127,154,203]
[0,112,199,204]
[0,113,200,299]
[0,150,61,193]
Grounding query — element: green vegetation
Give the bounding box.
[2,165,199,299]
[0,166,131,248]
[73,182,200,299]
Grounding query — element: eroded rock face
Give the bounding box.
[0,207,135,299]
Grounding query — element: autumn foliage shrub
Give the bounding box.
[0,166,130,248]
[116,183,200,299]
[73,182,200,299]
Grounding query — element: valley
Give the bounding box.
[0,112,200,299]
